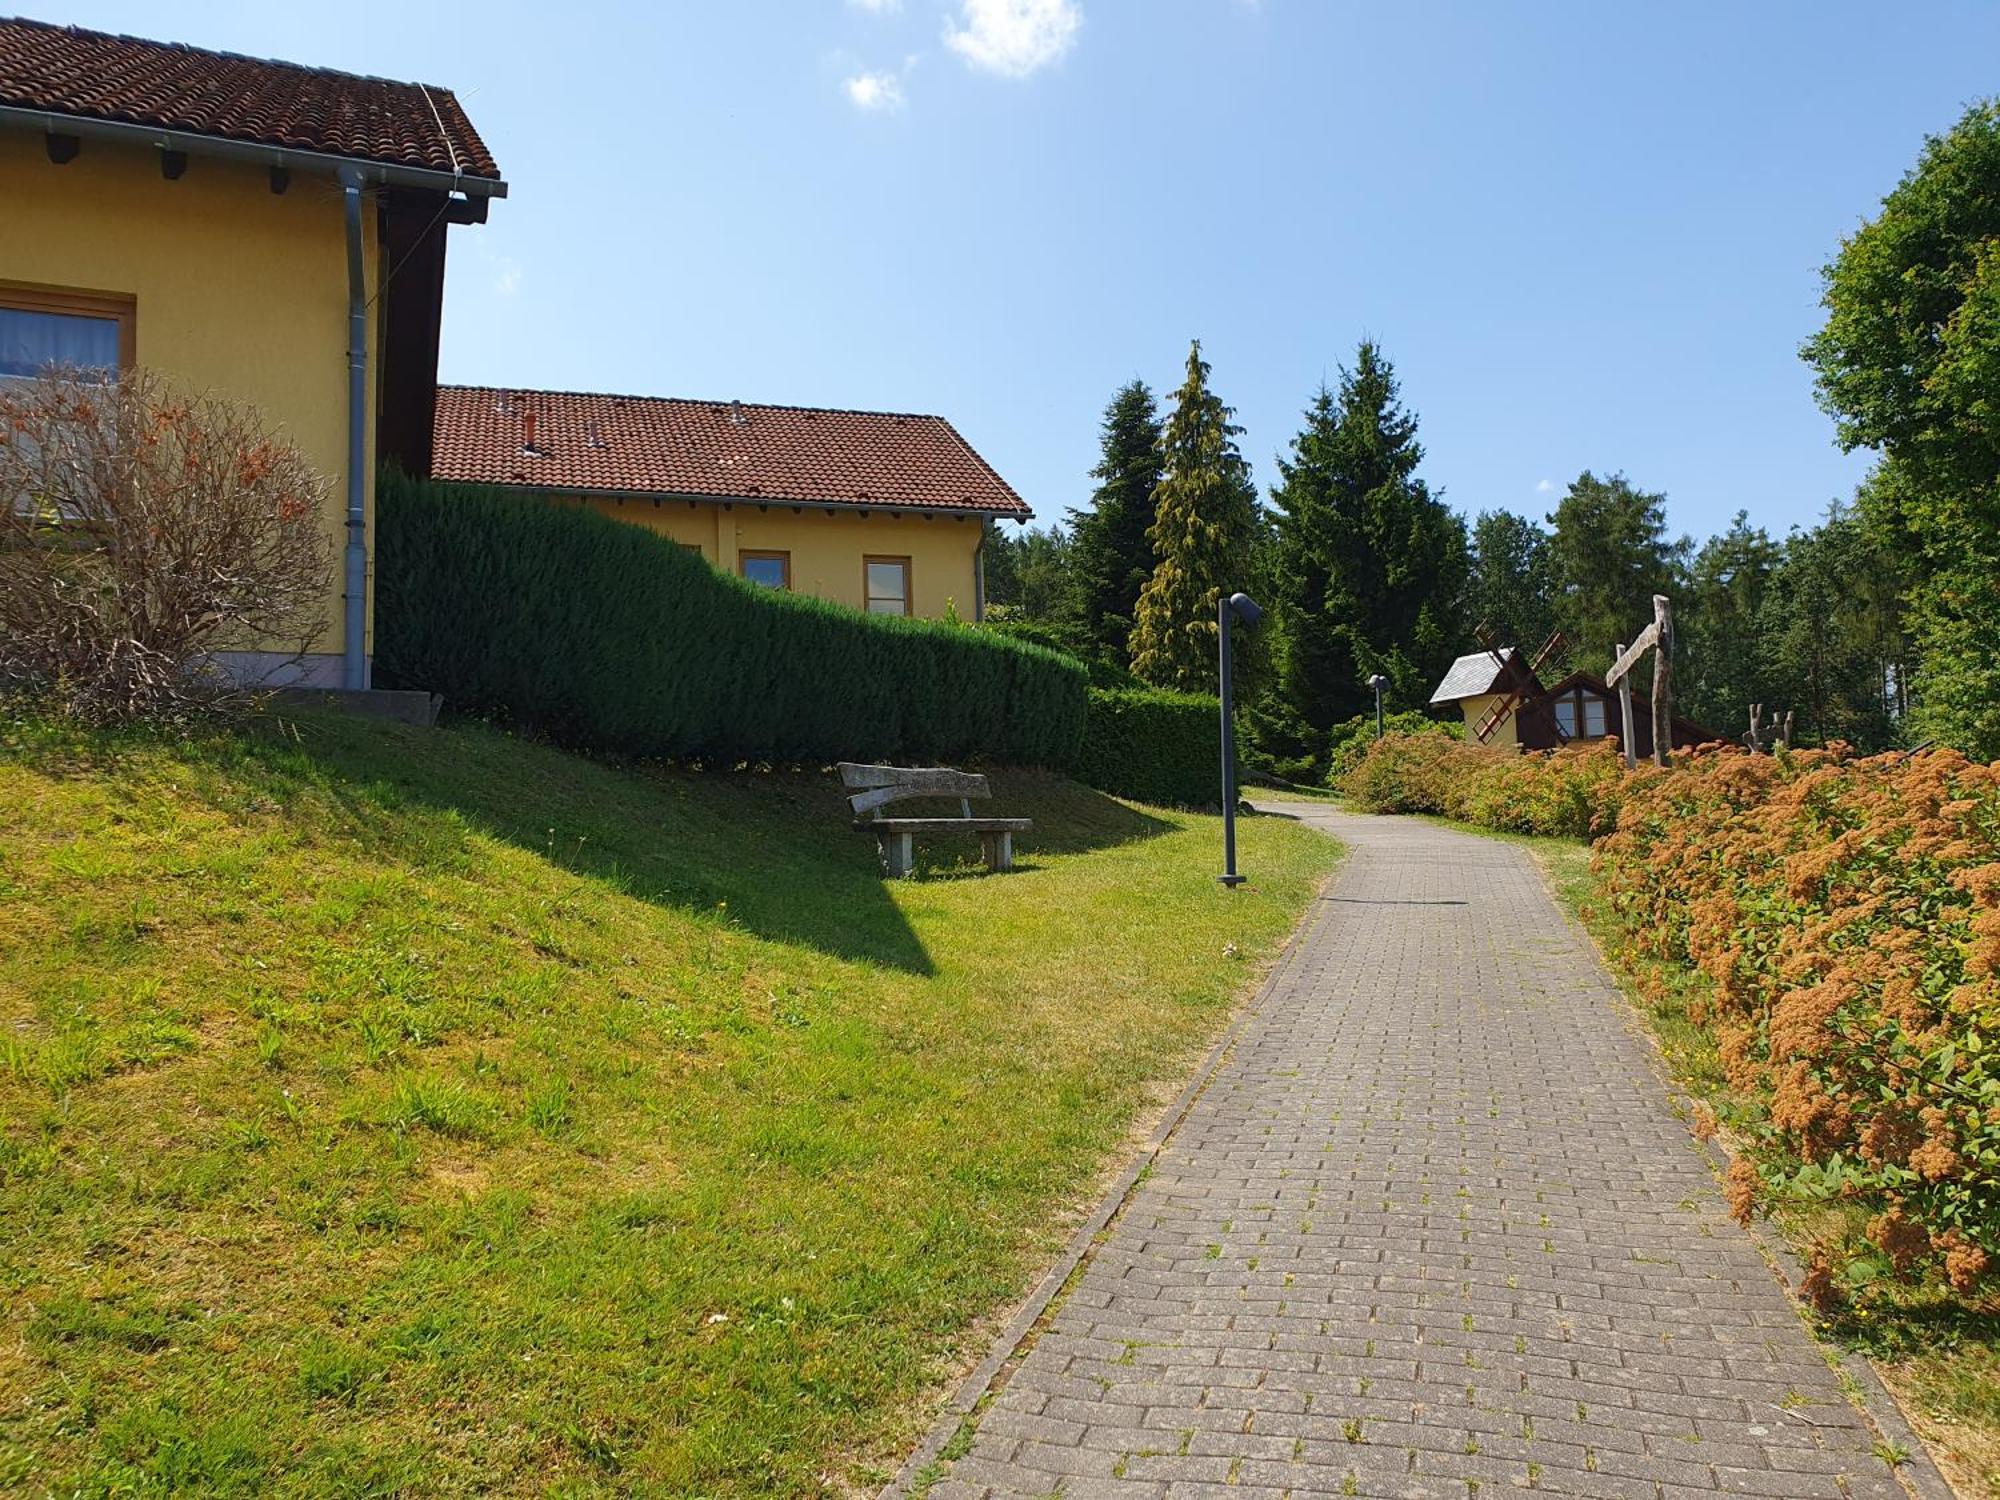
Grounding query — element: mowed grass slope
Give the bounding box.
[0,710,1335,1497]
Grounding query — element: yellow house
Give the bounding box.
[0,16,503,688]
[431,386,1033,620]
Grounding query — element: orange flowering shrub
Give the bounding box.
[1597,745,2000,1294]
[1340,732,1634,839]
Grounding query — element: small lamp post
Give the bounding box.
[1218,590,1263,888]
[1367,673,1388,739]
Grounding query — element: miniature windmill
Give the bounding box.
[1469,622,1570,745]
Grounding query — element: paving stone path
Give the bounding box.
[922,806,1925,1500]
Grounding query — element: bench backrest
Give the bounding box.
[838,762,990,820]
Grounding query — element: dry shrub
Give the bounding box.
[0,368,331,723]
[1597,743,2000,1295]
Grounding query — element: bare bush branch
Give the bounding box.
[0,368,332,723]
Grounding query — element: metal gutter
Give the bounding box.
[340,166,369,690]
[488,479,1028,525]
[0,104,508,198]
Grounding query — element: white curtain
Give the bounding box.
[0,308,119,379]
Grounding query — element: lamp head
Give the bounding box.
[1367,673,1388,690]
[1226,592,1263,627]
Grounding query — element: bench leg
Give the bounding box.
[879,830,914,879]
[980,830,1014,873]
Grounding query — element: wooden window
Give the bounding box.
[864,555,911,616]
[1554,695,1578,738]
[1583,694,1608,737]
[740,550,790,590]
[0,283,135,379]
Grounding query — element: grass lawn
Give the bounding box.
[0,709,1338,1497]
[1416,815,2000,1500]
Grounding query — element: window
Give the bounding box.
[740,550,790,590]
[1583,694,1608,737]
[1553,696,1578,737]
[0,285,134,380]
[864,556,911,616]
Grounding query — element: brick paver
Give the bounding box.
[923,807,1917,1499]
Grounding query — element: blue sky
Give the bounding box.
[49,1,2000,542]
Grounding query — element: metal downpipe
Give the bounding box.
[340,167,368,690]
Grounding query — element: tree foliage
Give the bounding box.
[1465,509,1557,657]
[1804,98,2000,758]
[1129,342,1260,693]
[1267,343,1466,733]
[1545,470,1684,671]
[1066,380,1163,665]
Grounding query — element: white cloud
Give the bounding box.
[944,0,1080,78]
[844,70,906,111]
[1535,478,1555,494]
[847,0,900,12]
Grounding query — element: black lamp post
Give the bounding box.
[1218,590,1263,888]
[1368,673,1388,739]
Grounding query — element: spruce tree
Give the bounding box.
[1545,470,1684,666]
[1129,342,1259,693]
[1066,381,1164,664]
[1268,343,1467,735]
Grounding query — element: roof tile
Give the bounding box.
[431,386,1033,519]
[0,15,499,180]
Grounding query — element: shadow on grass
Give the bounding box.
[223,711,1177,976]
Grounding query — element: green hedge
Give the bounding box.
[1076,687,1221,808]
[375,475,1087,766]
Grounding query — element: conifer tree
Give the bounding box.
[1268,343,1466,734]
[1066,381,1164,664]
[1129,342,1259,693]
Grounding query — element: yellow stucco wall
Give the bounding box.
[565,495,987,618]
[0,128,377,671]
[1455,693,1522,751]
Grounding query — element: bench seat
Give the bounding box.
[856,817,1034,834]
[837,762,1033,877]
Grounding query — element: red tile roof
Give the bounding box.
[432,386,1033,519]
[0,16,500,182]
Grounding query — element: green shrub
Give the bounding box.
[1338,732,1628,840]
[1324,711,1458,786]
[374,475,1087,767]
[1076,688,1220,808]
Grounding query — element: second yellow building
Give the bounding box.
[431,385,1032,621]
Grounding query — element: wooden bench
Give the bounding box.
[838,762,1032,878]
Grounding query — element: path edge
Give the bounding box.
[876,854,1340,1498]
[1519,841,1959,1500]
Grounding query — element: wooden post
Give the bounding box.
[1614,642,1637,770]
[1649,593,1674,768]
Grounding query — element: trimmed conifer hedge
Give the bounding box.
[1076,687,1221,808]
[375,474,1087,766]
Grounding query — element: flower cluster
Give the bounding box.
[1597,745,1999,1294]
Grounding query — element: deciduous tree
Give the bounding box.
[1803,99,2000,757]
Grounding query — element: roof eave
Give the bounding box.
[470,477,1025,522]
[0,103,508,198]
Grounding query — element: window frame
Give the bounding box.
[0,281,136,377]
[1551,694,1576,738]
[863,554,913,617]
[739,549,791,591]
[1582,693,1609,738]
